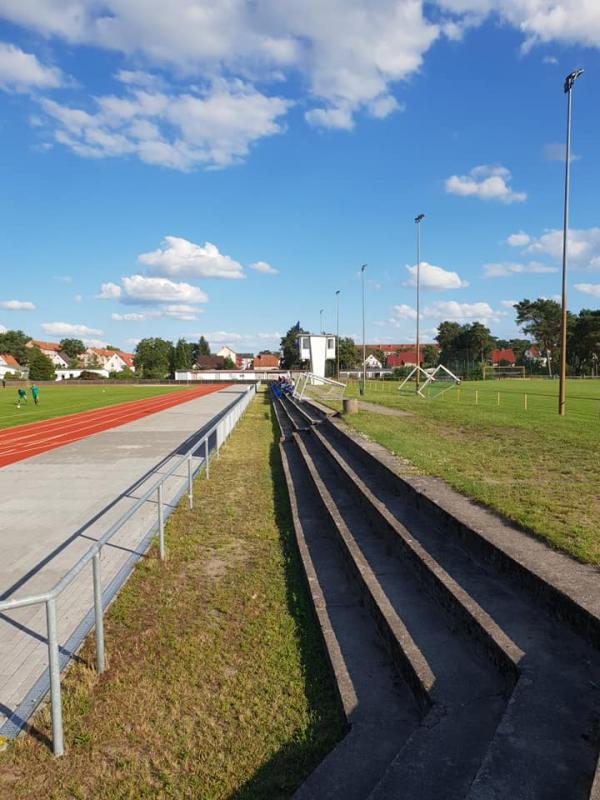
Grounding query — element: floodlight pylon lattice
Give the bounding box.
[419,364,461,399]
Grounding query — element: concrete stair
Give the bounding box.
[273,392,600,800]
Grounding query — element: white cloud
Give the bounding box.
[0,299,35,310]
[120,274,208,305]
[506,231,531,247]
[97,282,122,299]
[83,337,109,348]
[483,261,558,277]
[138,236,245,279]
[404,261,468,290]
[543,143,580,162]
[390,304,418,323]
[542,55,558,64]
[42,321,104,336]
[0,42,63,92]
[423,300,503,324]
[40,81,291,170]
[0,323,6,333]
[125,337,141,347]
[445,165,526,204]
[74,293,83,303]
[574,283,600,299]
[112,312,146,321]
[526,227,600,269]
[500,299,518,308]
[249,260,278,275]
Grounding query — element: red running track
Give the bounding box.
[0,384,229,468]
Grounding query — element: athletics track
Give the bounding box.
[0,384,229,468]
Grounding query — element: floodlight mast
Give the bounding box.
[336,290,341,379]
[559,68,583,417]
[415,214,425,392]
[361,264,367,395]
[320,308,324,334]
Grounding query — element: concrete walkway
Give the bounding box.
[0,385,249,735]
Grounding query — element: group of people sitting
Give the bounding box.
[271,375,295,398]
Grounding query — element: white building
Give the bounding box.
[0,353,24,378]
[297,334,336,378]
[363,353,383,369]
[216,346,237,363]
[82,348,135,372]
[26,340,69,368]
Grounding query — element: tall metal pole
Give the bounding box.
[336,290,340,379]
[320,308,324,334]
[415,214,425,392]
[361,264,367,395]
[559,69,583,417]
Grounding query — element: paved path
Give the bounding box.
[357,400,412,417]
[0,385,249,735]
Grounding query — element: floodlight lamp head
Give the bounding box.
[361,263,367,272]
[415,214,425,223]
[564,68,584,93]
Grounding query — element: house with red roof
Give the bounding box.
[490,348,516,366]
[26,340,69,368]
[253,353,280,370]
[387,350,420,368]
[82,348,133,372]
[0,353,24,378]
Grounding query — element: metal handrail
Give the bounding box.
[0,383,256,755]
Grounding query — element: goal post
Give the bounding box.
[483,365,526,380]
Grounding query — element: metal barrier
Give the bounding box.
[0,383,256,756]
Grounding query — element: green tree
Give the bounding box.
[421,344,438,367]
[280,322,308,369]
[515,298,563,376]
[198,336,211,356]
[59,338,86,360]
[338,337,359,369]
[172,338,193,371]
[134,338,174,379]
[222,356,235,369]
[569,309,600,375]
[28,347,55,380]
[436,322,463,366]
[0,330,31,365]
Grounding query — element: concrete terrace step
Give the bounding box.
[273,392,600,799]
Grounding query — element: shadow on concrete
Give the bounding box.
[231,394,344,800]
[0,702,51,749]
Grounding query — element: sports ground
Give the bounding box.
[335,377,600,564]
[0,384,226,467]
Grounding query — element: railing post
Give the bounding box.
[157,483,165,560]
[46,598,64,757]
[92,553,105,673]
[188,453,193,509]
[205,438,210,479]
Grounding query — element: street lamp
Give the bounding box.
[336,290,341,379]
[361,264,367,395]
[320,308,324,334]
[559,68,584,417]
[415,214,425,392]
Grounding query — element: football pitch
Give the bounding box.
[0,383,191,431]
[336,378,600,565]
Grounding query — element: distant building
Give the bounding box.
[363,353,383,369]
[195,355,225,370]
[26,340,69,368]
[236,352,254,370]
[253,353,280,370]
[366,343,439,357]
[387,351,420,368]
[490,348,516,366]
[82,348,132,372]
[216,345,237,363]
[0,353,24,378]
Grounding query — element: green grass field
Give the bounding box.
[0,383,191,430]
[324,378,600,565]
[0,392,343,798]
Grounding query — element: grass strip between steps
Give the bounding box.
[0,390,344,799]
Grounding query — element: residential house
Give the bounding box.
[367,343,440,357]
[236,352,254,370]
[216,346,237,363]
[363,353,383,369]
[26,340,69,368]
[195,355,225,370]
[82,348,129,372]
[490,348,516,366]
[115,351,136,371]
[387,351,420,368]
[253,353,280,370]
[0,353,24,378]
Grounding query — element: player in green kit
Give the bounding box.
[31,384,40,405]
[17,388,27,408]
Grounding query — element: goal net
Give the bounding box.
[483,366,526,380]
[294,372,346,407]
[420,364,461,399]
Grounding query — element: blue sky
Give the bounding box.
[0,1,598,353]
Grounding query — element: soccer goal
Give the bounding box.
[294,372,346,407]
[483,366,526,380]
[398,364,460,399]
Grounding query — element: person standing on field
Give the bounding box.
[17,387,27,407]
[31,384,40,405]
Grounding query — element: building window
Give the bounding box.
[301,337,309,349]
[327,338,334,349]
